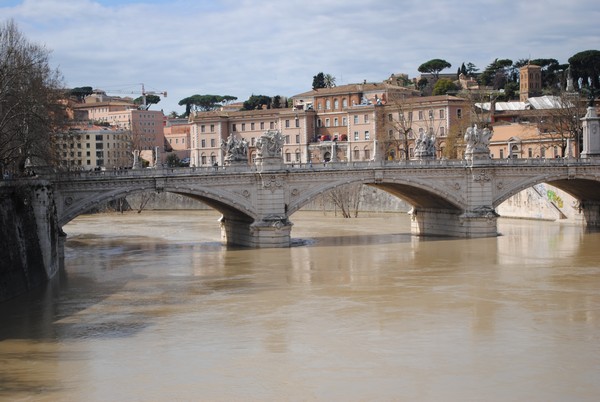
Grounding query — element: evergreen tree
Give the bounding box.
[312,72,326,89]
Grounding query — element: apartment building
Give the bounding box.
[189,107,316,166]
[54,124,132,170]
[73,97,165,166]
[187,81,471,166]
[164,118,192,160]
[377,95,469,159]
[489,123,575,159]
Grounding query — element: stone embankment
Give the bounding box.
[0,181,61,302]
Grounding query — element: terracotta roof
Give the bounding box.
[291,82,415,98]
[71,101,135,109]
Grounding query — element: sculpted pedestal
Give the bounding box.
[581,106,600,158]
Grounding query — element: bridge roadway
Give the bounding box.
[49,158,600,247]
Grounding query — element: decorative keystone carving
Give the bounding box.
[261,174,283,191]
[472,170,491,183]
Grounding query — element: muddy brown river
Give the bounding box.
[1,210,599,401]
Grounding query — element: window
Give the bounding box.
[326,100,331,109]
[232,124,237,132]
[334,118,338,127]
[408,111,413,121]
[295,134,300,144]
[295,119,300,128]
[499,149,504,159]
[388,114,393,121]
[325,118,330,127]
[354,149,360,159]
[429,110,434,119]
[285,152,291,162]
[354,131,359,141]
[364,114,369,123]
[251,123,255,130]
[365,131,370,140]
[439,126,445,136]
[210,139,215,147]
[528,148,533,158]
[295,152,301,161]
[201,139,206,147]
[201,125,205,133]
[270,122,274,129]
[364,149,370,159]
[210,124,215,132]
[439,109,445,119]
[317,119,322,127]
[342,117,347,126]
[285,119,290,128]
[342,99,347,108]
[457,109,462,119]
[418,111,424,120]
[354,115,359,124]
[260,122,265,130]
[241,123,246,131]
[334,99,339,109]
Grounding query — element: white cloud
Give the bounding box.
[1,0,599,113]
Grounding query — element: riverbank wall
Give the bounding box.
[0,181,61,302]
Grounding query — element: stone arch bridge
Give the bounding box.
[48,158,600,248]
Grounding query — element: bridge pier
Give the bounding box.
[410,207,498,238]
[219,215,292,248]
[581,200,600,228]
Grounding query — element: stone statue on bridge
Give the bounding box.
[256,130,284,158]
[221,134,249,165]
[464,124,492,161]
[414,132,436,160]
[254,130,285,171]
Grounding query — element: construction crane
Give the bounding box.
[101,83,167,110]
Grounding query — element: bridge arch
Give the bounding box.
[287,174,467,216]
[58,184,257,227]
[493,173,600,208]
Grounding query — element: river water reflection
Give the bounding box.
[1,211,600,401]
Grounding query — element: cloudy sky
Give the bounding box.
[2,0,599,114]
